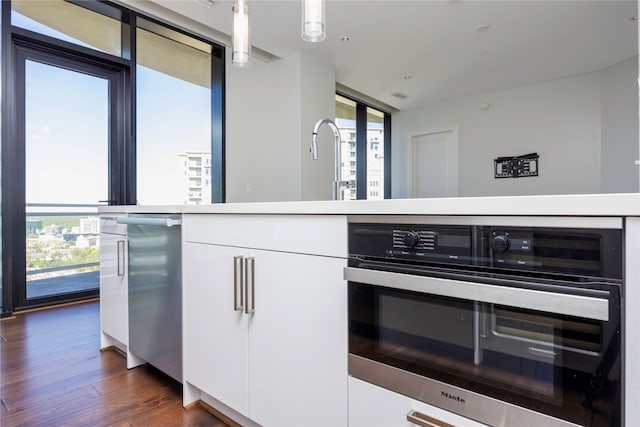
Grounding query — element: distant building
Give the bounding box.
[80,217,99,234]
[178,151,212,204]
[43,225,63,236]
[337,126,384,200]
[26,219,42,235]
[63,234,78,242]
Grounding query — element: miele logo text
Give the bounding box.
[441,391,465,404]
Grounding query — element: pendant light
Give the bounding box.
[302,0,326,42]
[232,0,251,67]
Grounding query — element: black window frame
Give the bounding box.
[336,92,391,200]
[0,0,225,315]
[7,35,130,310]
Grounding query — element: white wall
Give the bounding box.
[225,51,299,202]
[392,58,639,198]
[601,57,639,193]
[225,51,335,202]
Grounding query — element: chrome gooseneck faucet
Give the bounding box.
[311,118,353,200]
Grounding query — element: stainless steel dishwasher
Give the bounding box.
[118,214,182,382]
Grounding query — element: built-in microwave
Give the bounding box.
[346,216,623,427]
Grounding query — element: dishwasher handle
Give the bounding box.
[117,217,181,227]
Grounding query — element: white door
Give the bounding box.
[411,129,458,198]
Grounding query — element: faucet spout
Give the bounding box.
[310,118,343,200]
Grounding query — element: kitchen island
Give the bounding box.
[99,193,640,427]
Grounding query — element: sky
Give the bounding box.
[136,66,211,205]
[25,60,109,205]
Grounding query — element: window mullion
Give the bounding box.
[384,112,391,199]
[355,103,367,200]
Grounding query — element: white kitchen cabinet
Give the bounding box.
[349,377,487,427]
[248,248,346,427]
[183,242,250,415]
[99,216,128,349]
[182,214,348,427]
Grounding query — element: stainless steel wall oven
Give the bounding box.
[346,216,623,427]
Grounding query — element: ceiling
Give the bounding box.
[150,0,638,111]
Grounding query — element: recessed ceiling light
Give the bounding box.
[340,36,351,43]
[475,23,490,32]
[632,16,639,21]
[403,75,412,80]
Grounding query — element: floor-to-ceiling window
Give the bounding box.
[136,18,223,205]
[1,0,224,315]
[335,94,391,200]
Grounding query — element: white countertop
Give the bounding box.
[98,193,640,217]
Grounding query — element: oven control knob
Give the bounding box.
[403,231,420,248]
[492,234,510,253]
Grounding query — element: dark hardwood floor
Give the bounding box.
[0,300,226,427]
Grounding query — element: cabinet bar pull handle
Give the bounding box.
[117,240,125,276]
[234,256,244,311]
[245,257,255,314]
[406,410,456,427]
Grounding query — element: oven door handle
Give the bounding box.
[344,267,610,321]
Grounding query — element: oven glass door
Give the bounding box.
[348,272,621,427]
